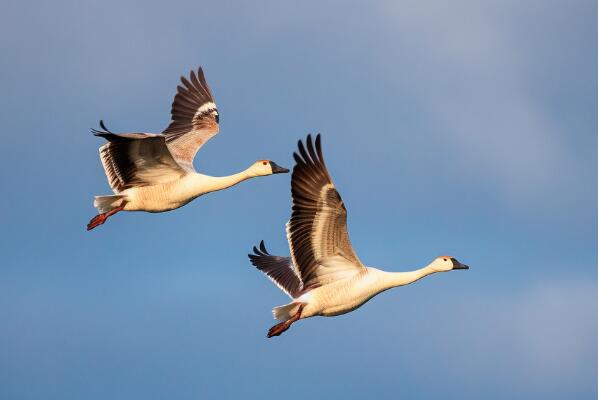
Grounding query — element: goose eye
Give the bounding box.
[262,161,267,166]
[443,258,447,262]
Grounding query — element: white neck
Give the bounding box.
[377,265,438,292]
[190,168,255,196]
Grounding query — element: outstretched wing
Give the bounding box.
[248,241,303,299]
[163,67,219,170]
[93,121,185,193]
[287,134,365,291]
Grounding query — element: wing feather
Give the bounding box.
[93,121,185,193]
[248,241,302,298]
[287,134,364,290]
[163,67,219,170]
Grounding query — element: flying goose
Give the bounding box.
[87,67,288,230]
[249,135,469,337]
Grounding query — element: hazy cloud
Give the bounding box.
[376,1,587,202]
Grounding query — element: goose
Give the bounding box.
[87,67,289,230]
[248,135,469,337]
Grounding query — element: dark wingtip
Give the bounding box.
[297,135,312,163]
[251,241,269,257]
[92,120,109,136]
[248,247,258,262]
[315,133,324,164]
[180,74,192,88]
[248,241,268,265]
[292,152,301,164]
[306,133,318,161]
[305,134,313,157]
[247,253,258,264]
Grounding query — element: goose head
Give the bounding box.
[429,256,470,272]
[250,160,290,176]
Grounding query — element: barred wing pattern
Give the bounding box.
[287,135,364,291]
[93,121,185,193]
[163,67,219,170]
[248,241,302,298]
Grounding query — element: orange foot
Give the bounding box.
[87,214,107,230]
[267,304,304,338]
[86,204,126,231]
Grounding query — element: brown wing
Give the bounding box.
[248,241,303,299]
[163,67,219,170]
[287,134,364,291]
[93,121,185,193]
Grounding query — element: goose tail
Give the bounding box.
[272,302,301,321]
[93,195,126,214]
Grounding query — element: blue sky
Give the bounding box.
[1,0,597,398]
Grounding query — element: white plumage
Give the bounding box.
[87,67,288,230]
[248,135,470,337]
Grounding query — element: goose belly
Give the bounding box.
[304,273,381,317]
[122,182,201,212]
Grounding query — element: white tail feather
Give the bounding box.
[94,195,125,214]
[272,302,301,321]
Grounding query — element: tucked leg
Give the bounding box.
[87,204,126,231]
[267,304,304,338]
